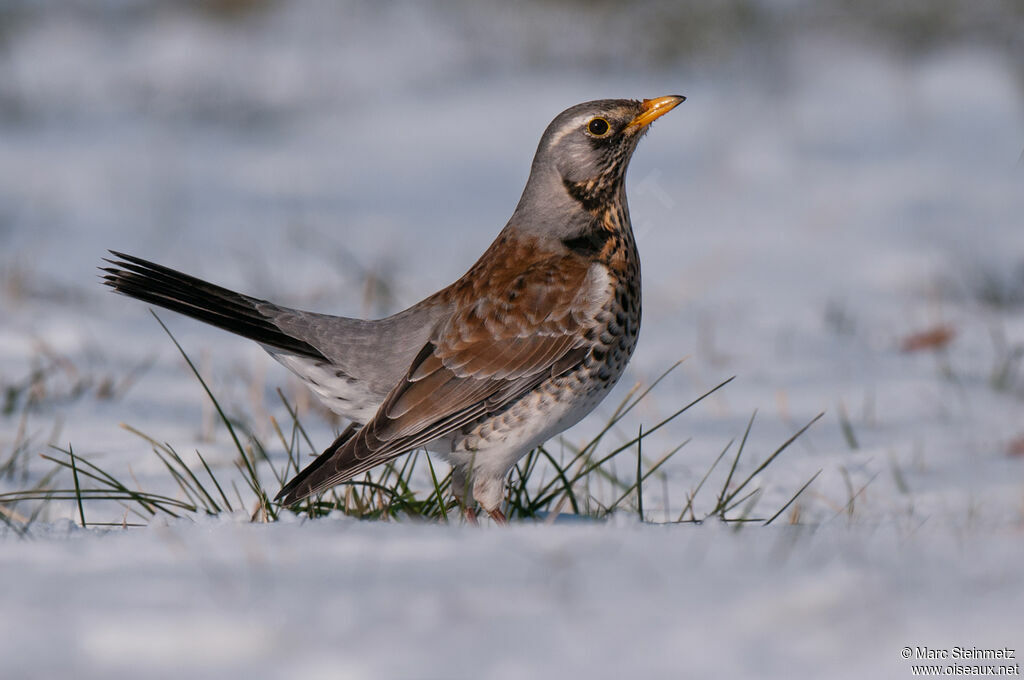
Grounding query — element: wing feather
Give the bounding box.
[276,249,610,505]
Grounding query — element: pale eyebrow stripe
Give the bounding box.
[548,114,591,147]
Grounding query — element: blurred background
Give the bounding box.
[1,0,1021,298]
[3,6,1024,677]
[1,0,1022,520]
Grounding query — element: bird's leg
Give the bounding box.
[472,475,508,525]
[451,466,479,524]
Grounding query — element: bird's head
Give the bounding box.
[540,96,685,184]
[514,96,685,229]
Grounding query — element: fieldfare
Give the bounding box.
[102,95,685,522]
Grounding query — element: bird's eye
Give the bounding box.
[587,117,610,137]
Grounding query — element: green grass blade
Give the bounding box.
[678,438,732,522]
[150,311,248,462]
[763,469,821,526]
[716,411,756,513]
[607,439,689,517]
[719,412,824,513]
[194,449,234,512]
[425,453,448,522]
[635,426,643,522]
[68,445,87,528]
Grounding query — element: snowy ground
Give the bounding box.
[4,518,1023,680]
[1,2,1023,678]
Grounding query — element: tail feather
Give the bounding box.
[102,250,328,361]
[275,423,359,505]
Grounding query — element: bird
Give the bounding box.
[102,95,685,523]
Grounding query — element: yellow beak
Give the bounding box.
[626,95,686,130]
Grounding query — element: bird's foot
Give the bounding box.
[461,505,506,525]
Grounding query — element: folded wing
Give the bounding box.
[275,253,605,504]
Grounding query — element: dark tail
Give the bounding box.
[101,250,328,361]
[275,423,359,505]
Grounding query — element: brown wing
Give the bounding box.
[275,250,605,504]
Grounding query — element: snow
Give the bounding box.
[3,518,1022,679]
[2,1,1023,678]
